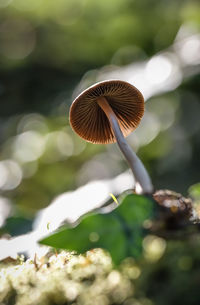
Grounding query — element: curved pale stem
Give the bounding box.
[97,97,153,194]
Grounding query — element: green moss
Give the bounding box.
[0,249,135,305]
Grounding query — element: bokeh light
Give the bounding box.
[145,54,173,85]
[0,159,22,190]
[0,197,12,227]
[143,235,166,262]
[0,19,36,59]
[43,131,74,163]
[12,131,45,163]
[17,114,48,134]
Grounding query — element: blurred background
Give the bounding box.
[0,0,200,236]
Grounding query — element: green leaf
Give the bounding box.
[3,216,33,237]
[40,194,155,264]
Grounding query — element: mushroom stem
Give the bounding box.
[97,97,153,194]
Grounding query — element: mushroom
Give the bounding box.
[70,80,153,194]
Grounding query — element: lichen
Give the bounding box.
[0,249,136,305]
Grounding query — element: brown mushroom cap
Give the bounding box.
[69,80,144,144]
